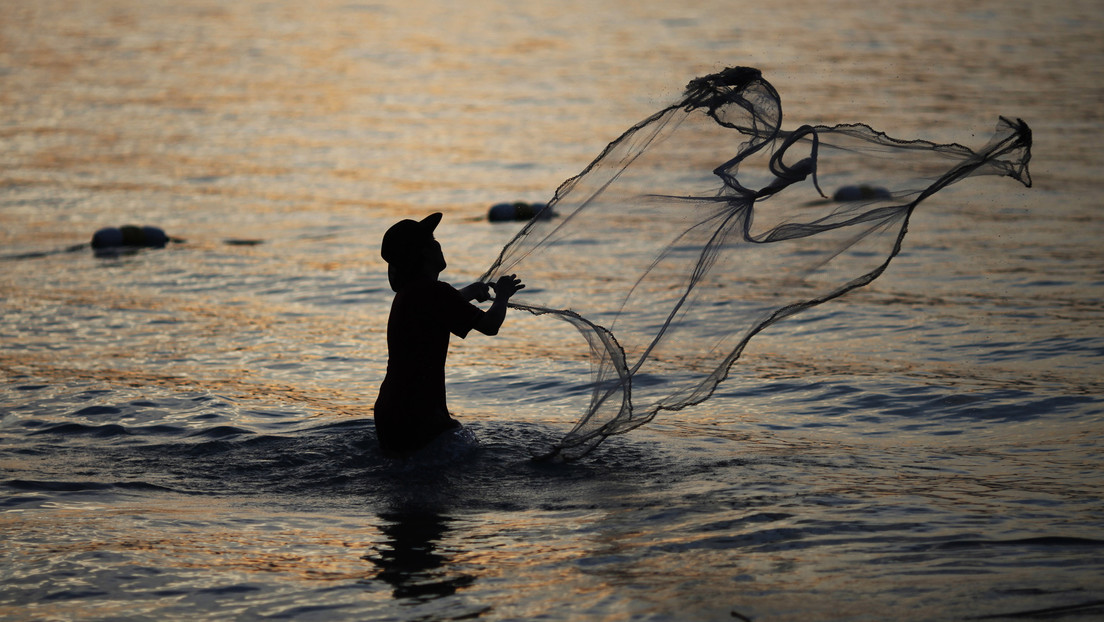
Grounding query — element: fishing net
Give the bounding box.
[481,67,1032,460]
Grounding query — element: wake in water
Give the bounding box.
[482,67,1032,459]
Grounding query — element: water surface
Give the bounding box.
[2,1,1103,620]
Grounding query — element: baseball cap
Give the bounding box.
[381,212,442,266]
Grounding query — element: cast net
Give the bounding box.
[481,67,1032,459]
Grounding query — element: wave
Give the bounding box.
[930,536,1104,550]
[3,479,184,495]
[30,422,134,438]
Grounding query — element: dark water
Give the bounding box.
[3,0,1104,619]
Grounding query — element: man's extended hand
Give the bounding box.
[491,274,525,300]
[473,275,525,336]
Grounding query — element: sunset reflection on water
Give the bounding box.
[4,0,1103,619]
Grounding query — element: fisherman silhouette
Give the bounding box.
[374,212,524,457]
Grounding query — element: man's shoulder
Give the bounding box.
[398,279,456,296]
[430,279,467,301]
[399,280,468,308]
[433,279,459,291]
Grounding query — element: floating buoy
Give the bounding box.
[832,185,892,201]
[90,225,172,249]
[487,201,554,222]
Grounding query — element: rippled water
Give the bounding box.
[3,1,1103,620]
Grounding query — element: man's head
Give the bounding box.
[382,212,445,291]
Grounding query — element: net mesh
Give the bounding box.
[481,67,1033,459]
